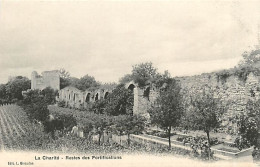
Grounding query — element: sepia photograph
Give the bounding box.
[0,0,260,166]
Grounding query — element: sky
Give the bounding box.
[0,0,260,84]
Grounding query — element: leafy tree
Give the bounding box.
[73,75,100,91]
[59,68,71,89]
[148,78,184,149]
[114,115,146,146]
[41,87,57,105]
[90,99,107,114]
[21,90,50,122]
[5,76,30,101]
[104,84,134,116]
[187,86,226,159]
[92,115,113,145]
[237,99,260,150]
[59,68,70,79]
[238,49,260,67]
[0,84,7,104]
[119,74,133,84]
[132,62,159,87]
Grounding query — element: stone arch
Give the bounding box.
[104,92,109,99]
[128,84,136,92]
[95,93,99,101]
[85,93,91,102]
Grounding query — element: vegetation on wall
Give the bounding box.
[216,49,260,84]
[119,62,172,88]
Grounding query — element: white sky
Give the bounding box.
[0,0,260,84]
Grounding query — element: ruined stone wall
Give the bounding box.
[177,72,260,134]
[31,70,60,90]
[57,71,260,134]
[132,86,159,118]
[129,72,260,134]
[58,86,113,110]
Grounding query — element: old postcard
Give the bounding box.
[0,0,259,167]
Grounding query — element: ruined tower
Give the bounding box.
[31,70,60,90]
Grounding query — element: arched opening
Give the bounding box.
[104,92,109,99]
[73,93,76,101]
[68,94,71,100]
[85,93,91,102]
[95,93,99,101]
[143,87,150,101]
[128,84,135,92]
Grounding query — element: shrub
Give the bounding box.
[58,100,66,107]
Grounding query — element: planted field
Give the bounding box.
[0,104,128,153]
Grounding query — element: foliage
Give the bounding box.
[90,99,107,114]
[237,99,260,150]
[21,90,50,122]
[20,88,59,126]
[252,147,260,161]
[59,68,71,79]
[57,100,66,107]
[114,115,146,145]
[73,75,100,91]
[92,114,113,145]
[148,78,184,149]
[176,136,222,146]
[5,76,31,101]
[0,84,8,104]
[41,87,58,105]
[238,49,260,67]
[215,49,260,83]
[185,85,226,159]
[146,130,176,138]
[119,74,133,85]
[59,68,71,89]
[216,70,231,84]
[119,62,171,89]
[131,62,159,87]
[103,84,134,116]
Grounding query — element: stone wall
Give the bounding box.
[57,70,260,134]
[177,72,260,134]
[57,86,113,110]
[31,70,60,90]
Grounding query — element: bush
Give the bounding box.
[252,147,260,161]
[231,137,251,151]
[58,100,66,107]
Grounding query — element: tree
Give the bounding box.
[5,76,30,101]
[132,62,159,87]
[104,84,134,116]
[187,86,226,159]
[41,87,57,105]
[238,49,260,67]
[237,99,260,150]
[0,84,7,104]
[119,74,133,84]
[73,75,100,91]
[59,68,70,79]
[114,115,146,146]
[59,68,71,89]
[92,115,112,145]
[148,78,184,149]
[21,90,50,122]
[91,99,107,114]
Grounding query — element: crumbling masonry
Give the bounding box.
[37,70,260,135]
